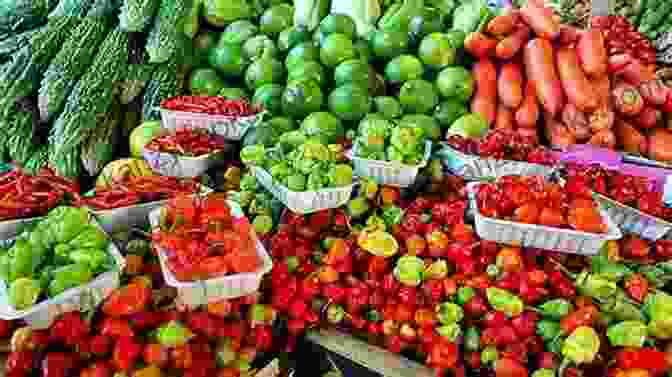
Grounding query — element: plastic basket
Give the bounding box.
[438,144,555,180]
[148,205,273,308]
[92,184,213,233]
[467,182,622,255]
[250,166,355,215]
[348,141,431,187]
[142,146,231,178]
[0,218,125,329]
[158,108,263,141]
[593,193,672,240]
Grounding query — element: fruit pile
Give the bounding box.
[152,194,260,282]
[475,175,608,233]
[445,129,557,165]
[564,164,672,222]
[144,129,230,157]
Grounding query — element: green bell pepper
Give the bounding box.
[600,296,646,322]
[537,299,574,320]
[607,321,648,347]
[47,264,94,297]
[48,207,91,245]
[69,249,109,272]
[486,287,524,317]
[560,327,600,377]
[591,255,633,282]
[240,145,266,165]
[61,224,109,250]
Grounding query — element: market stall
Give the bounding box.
[1,0,672,376]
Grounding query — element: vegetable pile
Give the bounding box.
[144,129,230,157]
[77,176,201,210]
[0,207,114,310]
[0,168,79,221]
[445,129,557,165]
[475,175,608,233]
[152,194,260,281]
[160,96,261,117]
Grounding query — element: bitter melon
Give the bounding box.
[39,0,115,121]
[119,63,156,105]
[0,27,45,62]
[81,98,122,175]
[119,0,160,32]
[23,145,49,174]
[48,0,95,18]
[145,0,186,63]
[142,60,183,121]
[0,0,49,32]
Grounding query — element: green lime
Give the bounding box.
[267,117,296,134]
[282,79,324,119]
[244,52,285,90]
[434,100,469,128]
[400,114,441,140]
[399,79,438,114]
[445,30,467,50]
[220,20,258,45]
[384,55,424,84]
[252,84,284,114]
[320,33,356,68]
[370,31,408,59]
[301,112,344,144]
[288,61,327,87]
[259,4,294,36]
[409,13,444,43]
[242,35,277,61]
[334,59,370,87]
[319,14,357,39]
[328,84,371,122]
[436,66,474,102]
[418,33,456,70]
[285,42,320,67]
[208,43,247,78]
[278,26,310,51]
[218,87,248,100]
[373,96,402,119]
[193,30,218,65]
[354,39,372,61]
[188,68,225,95]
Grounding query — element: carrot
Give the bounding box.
[561,103,590,141]
[590,75,611,107]
[648,129,672,162]
[588,129,616,149]
[524,38,564,117]
[577,30,608,77]
[556,46,598,112]
[515,81,539,129]
[471,59,498,125]
[464,32,498,59]
[487,14,518,37]
[558,25,581,45]
[498,62,524,109]
[615,119,647,154]
[519,1,560,40]
[495,104,514,130]
[545,118,576,148]
[496,26,531,60]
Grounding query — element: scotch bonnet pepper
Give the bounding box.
[607,321,648,347]
[486,287,524,317]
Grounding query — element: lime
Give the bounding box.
[282,79,324,119]
[334,59,370,87]
[400,114,441,140]
[259,4,294,36]
[188,68,225,95]
[193,31,218,65]
[328,84,371,122]
[244,52,285,90]
[445,30,467,50]
[285,42,320,67]
[243,35,277,61]
[218,87,248,100]
[434,100,469,128]
[370,31,408,59]
[436,66,475,102]
[373,96,402,119]
[301,112,344,144]
[418,33,456,70]
[278,26,310,51]
[208,44,247,78]
[203,0,252,27]
[220,20,258,45]
[319,14,357,39]
[353,39,372,61]
[267,117,296,134]
[384,55,424,84]
[409,13,444,43]
[252,84,284,114]
[399,79,438,114]
[357,231,399,257]
[288,61,327,87]
[320,33,356,68]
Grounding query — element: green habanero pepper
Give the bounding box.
[8,277,41,310]
[537,320,562,341]
[156,321,194,347]
[481,346,498,365]
[47,264,94,297]
[63,224,109,250]
[437,323,461,341]
[531,369,555,377]
[576,272,618,301]
[561,326,600,369]
[69,249,109,272]
[49,207,91,245]
[9,239,43,282]
[424,260,449,280]
[464,326,480,352]
[607,321,648,347]
[456,286,475,305]
[436,302,463,324]
[485,287,524,317]
[537,298,574,320]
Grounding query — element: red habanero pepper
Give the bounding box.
[624,273,649,302]
[615,348,669,372]
[560,305,599,334]
[112,337,142,371]
[100,318,135,338]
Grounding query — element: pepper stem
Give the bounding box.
[557,358,571,377]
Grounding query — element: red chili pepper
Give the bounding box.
[112,337,142,371]
[89,335,112,356]
[615,348,669,372]
[100,318,135,338]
